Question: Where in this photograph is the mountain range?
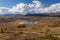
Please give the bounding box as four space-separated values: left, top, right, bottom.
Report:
0 13 60 18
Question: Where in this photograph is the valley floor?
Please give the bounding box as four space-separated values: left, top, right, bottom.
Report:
0 17 60 40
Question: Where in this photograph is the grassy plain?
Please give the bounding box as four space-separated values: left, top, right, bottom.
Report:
0 17 60 40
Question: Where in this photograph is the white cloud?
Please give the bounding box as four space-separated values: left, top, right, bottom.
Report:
0 7 9 14
9 3 28 14
8 0 44 14
48 3 60 13
0 0 60 15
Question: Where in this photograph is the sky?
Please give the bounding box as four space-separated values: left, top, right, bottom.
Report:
0 0 60 14
0 0 60 8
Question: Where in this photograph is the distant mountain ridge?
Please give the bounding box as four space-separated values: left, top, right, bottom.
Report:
0 13 60 18
25 13 60 17
0 14 23 18
25 13 49 17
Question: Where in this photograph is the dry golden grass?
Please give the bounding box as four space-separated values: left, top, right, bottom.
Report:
0 17 60 40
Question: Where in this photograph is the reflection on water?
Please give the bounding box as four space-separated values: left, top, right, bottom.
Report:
18 20 38 24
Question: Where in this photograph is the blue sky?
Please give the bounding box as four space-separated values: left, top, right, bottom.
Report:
0 0 60 14
0 0 60 8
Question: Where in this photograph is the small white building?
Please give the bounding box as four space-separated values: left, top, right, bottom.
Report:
18 20 38 24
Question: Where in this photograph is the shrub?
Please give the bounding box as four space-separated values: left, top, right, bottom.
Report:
0 27 4 33
17 24 26 28
44 34 60 40
43 25 50 34
4 28 10 33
